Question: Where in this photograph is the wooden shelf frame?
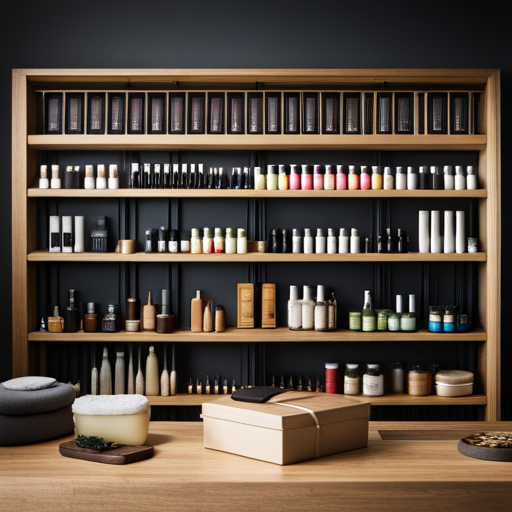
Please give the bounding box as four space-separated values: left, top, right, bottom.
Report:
146 393 487 407
12 69 501 421
27 327 487 343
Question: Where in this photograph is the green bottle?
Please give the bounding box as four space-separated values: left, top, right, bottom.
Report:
362 290 377 332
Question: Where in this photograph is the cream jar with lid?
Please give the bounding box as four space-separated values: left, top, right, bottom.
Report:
435 370 474 397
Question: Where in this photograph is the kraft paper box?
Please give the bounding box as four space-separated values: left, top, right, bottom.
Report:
202 392 370 465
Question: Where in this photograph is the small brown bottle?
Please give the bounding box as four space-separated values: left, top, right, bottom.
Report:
48 305 64 333
215 305 226 333
203 300 213 332
142 291 156 332
190 290 203 332
83 302 99 332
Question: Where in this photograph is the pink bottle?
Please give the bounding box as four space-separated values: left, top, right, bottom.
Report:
314 165 324 190
336 165 347 190
290 164 301 190
360 165 371 190
301 164 313 190
348 165 360 190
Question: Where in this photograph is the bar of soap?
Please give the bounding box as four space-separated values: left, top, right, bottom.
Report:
2 376 57 391
72 395 151 445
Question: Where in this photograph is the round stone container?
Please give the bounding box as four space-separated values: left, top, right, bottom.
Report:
435 370 474 397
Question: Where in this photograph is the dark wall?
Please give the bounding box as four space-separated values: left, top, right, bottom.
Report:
1 1 510 417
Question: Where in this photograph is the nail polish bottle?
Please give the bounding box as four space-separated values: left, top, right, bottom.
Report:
395 166 406 190
383 167 394 190
314 285 328 331
223 379 228 394
188 378 194 394
203 227 214 254
315 228 326 253
108 164 119 189
61 216 73 253
254 166 266 190
431 166 442 190
83 302 99 332
64 289 79 333
292 229 302 253
371 166 382 190
350 228 360 253
237 228 247 254
303 228 314 254
324 165 335 190
348 165 359 190
191 228 202 254
301 285 315 331
196 380 202 394
288 285 302 330
360 166 371 190
301 164 313 190
466 166 477 190
336 165 347 190
407 166 417 190
102 304 120 333
157 289 174 333
278 165 289 190
96 164 107 189
64 166 74 189
48 305 64 333
327 228 337 254
338 228 350 253
169 230 179 253
443 165 454 190
214 228 225 253
455 166 466 190
314 164 324 190
50 165 61 189
39 165 49 189
289 164 300 190
205 374 211 394
225 228 237 254
142 291 156 332
158 226 167 253
418 165 429 190
231 379 236 393
267 165 278 190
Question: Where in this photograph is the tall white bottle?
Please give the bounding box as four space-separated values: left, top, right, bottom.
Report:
135 345 145 395
160 344 170 397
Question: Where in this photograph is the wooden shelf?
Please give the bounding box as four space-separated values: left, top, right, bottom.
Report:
27 327 487 343
27 134 487 151
27 188 488 199
27 250 487 263
146 393 487 407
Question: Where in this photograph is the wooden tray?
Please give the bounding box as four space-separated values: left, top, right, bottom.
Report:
59 441 154 465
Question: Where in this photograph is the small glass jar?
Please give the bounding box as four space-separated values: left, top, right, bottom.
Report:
457 313 471 332
429 306 444 332
344 364 360 395
443 306 458 333
377 310 388 331
363 364 384 396
387 311 401 332
348 311 362 331
102 304 120 333
254 167 266 190
408 364 432 396
391 362 404 393
468 237 478 253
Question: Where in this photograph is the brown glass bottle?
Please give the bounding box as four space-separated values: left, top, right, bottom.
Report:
156 289 174 333
64 289 79 333
142 291 156 332
125 297 140 321
83 302 99 332
48 305 64 333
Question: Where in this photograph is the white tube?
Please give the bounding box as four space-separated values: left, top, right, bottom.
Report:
456 211 465 254
74 216 84 253
418 211 430 253
444 211 455 253
430 211 441 253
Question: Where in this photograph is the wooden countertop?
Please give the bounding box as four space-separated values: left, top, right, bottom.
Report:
1 421 511 511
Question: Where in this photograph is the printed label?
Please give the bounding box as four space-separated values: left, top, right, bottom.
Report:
362 316 376 331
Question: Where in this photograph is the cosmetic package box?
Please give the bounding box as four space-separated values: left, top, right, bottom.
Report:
202 392 369 465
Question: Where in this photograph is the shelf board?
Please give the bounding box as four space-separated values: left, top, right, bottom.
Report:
146 393 487 407
27 250 487 263
27 327 487 343
27 134 487 151
27 188 488 199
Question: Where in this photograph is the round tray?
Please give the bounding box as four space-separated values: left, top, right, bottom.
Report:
458 432 512 462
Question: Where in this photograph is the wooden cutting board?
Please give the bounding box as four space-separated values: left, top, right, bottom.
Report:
59 441 154 465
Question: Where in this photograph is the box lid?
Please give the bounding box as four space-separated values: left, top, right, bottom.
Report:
202 392 370 431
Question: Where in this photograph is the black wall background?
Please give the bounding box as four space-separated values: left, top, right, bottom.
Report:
1 0 510 418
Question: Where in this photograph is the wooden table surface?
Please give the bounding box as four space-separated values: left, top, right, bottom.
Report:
1 421 511 512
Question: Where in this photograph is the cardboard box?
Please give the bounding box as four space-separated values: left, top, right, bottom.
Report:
202 392 369 465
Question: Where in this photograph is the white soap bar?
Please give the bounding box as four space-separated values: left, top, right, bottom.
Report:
73 395 151 445
2 376 56 391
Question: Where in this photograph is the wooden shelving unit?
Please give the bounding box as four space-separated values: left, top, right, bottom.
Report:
12 69 501 419
27 327 487 343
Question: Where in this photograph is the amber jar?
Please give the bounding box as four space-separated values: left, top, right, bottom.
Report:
47 306 64 333
126 297 140 321
408 365 432 396
83 302 99 332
